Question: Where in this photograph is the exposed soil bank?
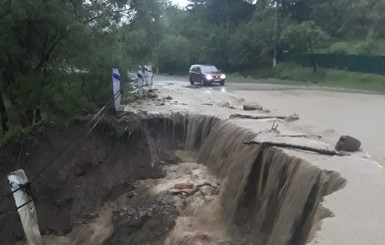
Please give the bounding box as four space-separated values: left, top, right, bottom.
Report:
0 113 346 244
164 115 346 244
0 119 164 245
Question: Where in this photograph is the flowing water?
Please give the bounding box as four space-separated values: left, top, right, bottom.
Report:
163 114 346 245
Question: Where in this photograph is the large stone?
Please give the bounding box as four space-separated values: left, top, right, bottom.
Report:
335 135 361 152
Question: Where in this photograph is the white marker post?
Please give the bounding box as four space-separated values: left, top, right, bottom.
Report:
137 67 144 98
112 68 122 111
7 170 42 245
144 65 154 88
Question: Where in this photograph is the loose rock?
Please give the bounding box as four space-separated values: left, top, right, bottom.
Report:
335 135 361 152
243 103 263 111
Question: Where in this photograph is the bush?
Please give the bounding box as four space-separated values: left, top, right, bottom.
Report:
356 39 377 55
157 35 191 74
329 42 350 54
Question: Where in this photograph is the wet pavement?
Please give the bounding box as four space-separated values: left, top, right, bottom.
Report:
157 75 385 167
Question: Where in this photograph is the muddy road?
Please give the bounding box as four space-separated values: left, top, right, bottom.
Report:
158 75 385 167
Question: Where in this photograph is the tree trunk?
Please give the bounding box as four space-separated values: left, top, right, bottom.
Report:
34 107 42 123
20 108 34 128
0 90 9 133
307 36 317 72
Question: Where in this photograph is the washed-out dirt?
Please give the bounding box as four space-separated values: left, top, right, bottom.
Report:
0 111 346 245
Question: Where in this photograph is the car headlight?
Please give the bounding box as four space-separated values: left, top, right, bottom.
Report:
220 74 226 79
206 74 213 80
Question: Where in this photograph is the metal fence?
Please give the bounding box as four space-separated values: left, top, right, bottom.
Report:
279 52 385 75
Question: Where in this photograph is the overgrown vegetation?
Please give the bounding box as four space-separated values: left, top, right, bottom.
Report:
228 63 385 94
0 0 144 134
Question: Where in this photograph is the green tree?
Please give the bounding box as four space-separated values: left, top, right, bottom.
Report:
281 21 329 71
0 0 134 132
157 35 191 74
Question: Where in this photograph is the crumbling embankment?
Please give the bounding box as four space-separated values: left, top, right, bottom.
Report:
149 114 346 245
0 112 346 245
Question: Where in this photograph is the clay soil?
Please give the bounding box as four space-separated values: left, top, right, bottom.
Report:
0 120 168 245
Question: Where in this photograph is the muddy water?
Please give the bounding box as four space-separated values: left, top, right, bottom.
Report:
5 114 346 245
164 114 346 245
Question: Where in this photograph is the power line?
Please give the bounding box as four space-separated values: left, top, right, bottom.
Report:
0 199 34 221
30 89 122 184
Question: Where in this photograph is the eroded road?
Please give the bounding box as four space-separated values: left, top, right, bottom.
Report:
120 75 385 245
158 75 385 167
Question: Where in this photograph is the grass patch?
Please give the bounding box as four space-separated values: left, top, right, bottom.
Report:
228 63 385 94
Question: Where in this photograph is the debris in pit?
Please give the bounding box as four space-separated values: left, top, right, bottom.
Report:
106 201 178 245
335 135 361 152
243 103 263 111
158 149 182 164
170 182 218 197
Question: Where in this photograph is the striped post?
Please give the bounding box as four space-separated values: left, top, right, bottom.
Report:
112 68 122 111
8 170 42 245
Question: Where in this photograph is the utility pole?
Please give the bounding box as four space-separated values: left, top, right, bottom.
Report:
8 169 42 245
273 0 279 67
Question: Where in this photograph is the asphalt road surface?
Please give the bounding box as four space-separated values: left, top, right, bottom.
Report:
158 75 385 167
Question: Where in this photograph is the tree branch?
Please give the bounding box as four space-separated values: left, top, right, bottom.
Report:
34 34 63 72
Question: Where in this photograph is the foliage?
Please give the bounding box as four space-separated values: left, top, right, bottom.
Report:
269 63 385 93
280 21 330 52
157 35 191 74
328 42 350 54
0 0 139 134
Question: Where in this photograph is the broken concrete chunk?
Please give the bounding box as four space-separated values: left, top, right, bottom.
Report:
335 135 361 152
243 103 263 111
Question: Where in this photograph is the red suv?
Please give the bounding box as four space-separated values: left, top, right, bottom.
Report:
189 64 226 86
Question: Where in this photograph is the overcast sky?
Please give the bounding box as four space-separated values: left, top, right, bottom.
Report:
170 0 189 7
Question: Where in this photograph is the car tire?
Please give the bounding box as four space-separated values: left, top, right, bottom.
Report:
200 78 205 86
189 77 194 85
220 80 225 86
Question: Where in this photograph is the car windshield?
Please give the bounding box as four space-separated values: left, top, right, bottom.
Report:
201 66 218 73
